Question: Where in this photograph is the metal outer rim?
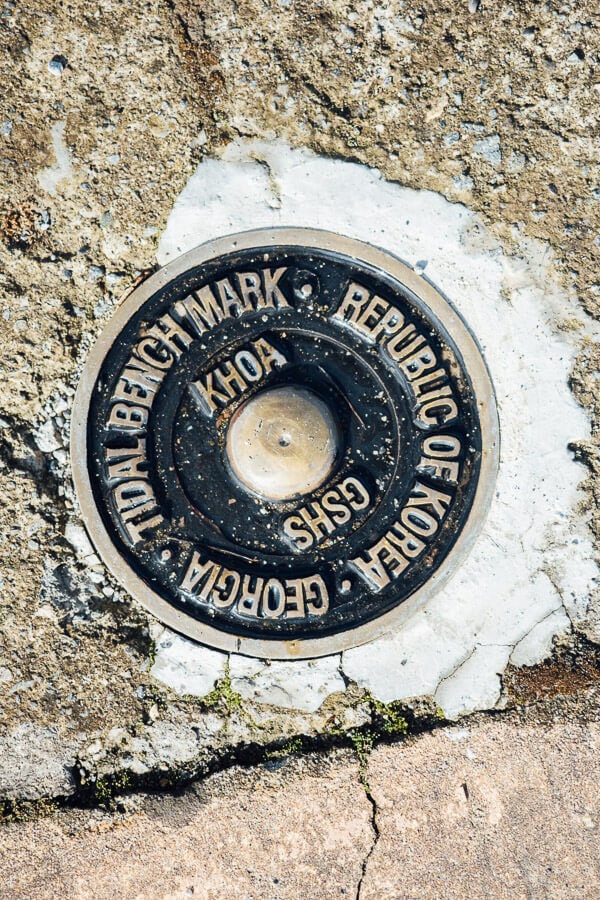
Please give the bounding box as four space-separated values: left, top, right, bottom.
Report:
71 227 500 660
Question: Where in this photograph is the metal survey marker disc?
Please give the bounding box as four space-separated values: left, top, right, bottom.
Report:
71 229 499 659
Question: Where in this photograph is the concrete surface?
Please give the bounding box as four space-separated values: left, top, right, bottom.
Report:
2 713 599 899
0 0 599 842
363 718 600 899
152 138 595 718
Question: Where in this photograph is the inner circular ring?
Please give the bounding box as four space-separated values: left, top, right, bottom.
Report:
225 385 340 501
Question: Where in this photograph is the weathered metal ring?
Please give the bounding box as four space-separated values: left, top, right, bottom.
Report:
71 228 499 659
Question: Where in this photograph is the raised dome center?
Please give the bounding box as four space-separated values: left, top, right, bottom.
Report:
225 385 339 501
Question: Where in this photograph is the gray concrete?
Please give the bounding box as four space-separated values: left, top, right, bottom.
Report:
0 0 598 842
2 713 600 899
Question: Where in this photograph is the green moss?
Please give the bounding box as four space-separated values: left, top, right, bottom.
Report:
0 796 58 824
349 728 375 789
369 697 409 736
200 661 245 715
264 736 304 760
146 636 157 668
349 730 374 758
143 682 169 712
93 770 134 806
325 693 410 791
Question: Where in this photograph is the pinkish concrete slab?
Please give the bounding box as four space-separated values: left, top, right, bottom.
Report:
1 751 371 900
363 720 600 899
2 718 600 899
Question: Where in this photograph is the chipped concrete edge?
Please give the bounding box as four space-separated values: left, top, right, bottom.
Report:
1 632 599 823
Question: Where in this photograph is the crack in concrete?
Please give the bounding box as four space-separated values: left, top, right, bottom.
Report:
338 656 353 690
2 650 600 824
356 771 380 900
0 691 443 821
434 644 479 692
433 613 572 702
543 564 577 629
509 604 565 658
249 153 283 208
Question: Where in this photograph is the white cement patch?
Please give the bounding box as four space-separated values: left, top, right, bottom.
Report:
150 626 227 697
228 655 345 713
151 139 597 718
435 644 512 720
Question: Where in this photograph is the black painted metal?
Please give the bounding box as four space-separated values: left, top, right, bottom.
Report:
86 244 483 644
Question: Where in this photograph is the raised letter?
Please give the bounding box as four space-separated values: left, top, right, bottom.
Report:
189 371 230 416
253 337 287 373
407 482 452 519
262 268 290 308
304 576 329 616
108 403 148 431
332 282 369 325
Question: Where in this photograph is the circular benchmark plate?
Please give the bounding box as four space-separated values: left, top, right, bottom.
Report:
71 229 499 659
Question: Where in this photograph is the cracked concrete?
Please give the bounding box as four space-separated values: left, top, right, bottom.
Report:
2 709 600 899
356 782 379 900
0 1 599 886
359 715 600 899
3 749 374 898
149 138 597 719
